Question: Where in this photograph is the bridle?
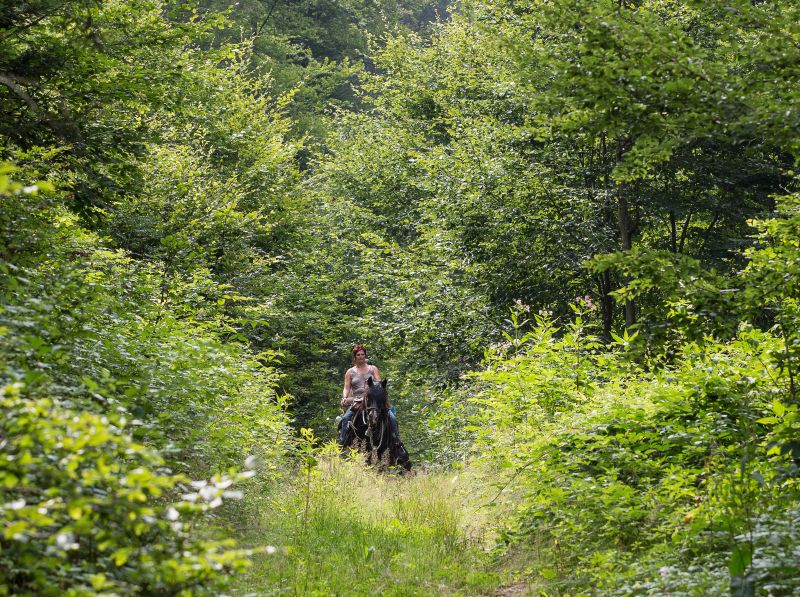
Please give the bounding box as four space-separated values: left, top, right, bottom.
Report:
365 402 386 452
348 392 387 452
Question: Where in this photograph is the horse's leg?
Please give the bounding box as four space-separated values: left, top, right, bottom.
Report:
381 420 397 467
344 410 368 457
365 432 375 466
371 421 386 468
383 415 411 471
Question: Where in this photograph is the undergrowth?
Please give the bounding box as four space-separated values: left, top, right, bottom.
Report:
234 444 499 596
462 305 800 596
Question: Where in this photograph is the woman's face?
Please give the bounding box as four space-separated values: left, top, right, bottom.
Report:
354 349 366 364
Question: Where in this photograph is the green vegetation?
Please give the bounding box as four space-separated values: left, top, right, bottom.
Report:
237 445 497 596
2 0 800 594
465 306 800 594
0 384 255 595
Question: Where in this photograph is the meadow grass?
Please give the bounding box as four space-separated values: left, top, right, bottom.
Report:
233 445 499 596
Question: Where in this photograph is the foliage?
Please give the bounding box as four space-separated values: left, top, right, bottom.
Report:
197 0 446 144
5 0 800 592
0 0 302 459
461 308 799 594
0 55 294 582
0 0 228 213
1 167 292 474
316 0 794 359
0 383 255 596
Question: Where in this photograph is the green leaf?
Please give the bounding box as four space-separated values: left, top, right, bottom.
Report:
729 544 752 577
112 547 133 566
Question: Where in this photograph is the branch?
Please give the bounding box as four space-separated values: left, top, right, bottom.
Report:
0 73 43 115
255 0 281 37
699 211 720 254
678 209 693 254
0 72 84 145
0 5 63 44
669 210 677 253
475 459 536 512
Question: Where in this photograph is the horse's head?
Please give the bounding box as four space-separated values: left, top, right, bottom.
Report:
365 376 388 427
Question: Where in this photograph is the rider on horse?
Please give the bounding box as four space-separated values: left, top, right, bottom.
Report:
339 344 400 445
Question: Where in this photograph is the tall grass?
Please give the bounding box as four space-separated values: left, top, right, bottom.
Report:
234 444 498 596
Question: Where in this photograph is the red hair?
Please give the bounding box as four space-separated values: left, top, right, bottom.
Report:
352 344 367 361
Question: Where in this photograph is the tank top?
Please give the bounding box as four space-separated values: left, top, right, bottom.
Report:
349 365 376 405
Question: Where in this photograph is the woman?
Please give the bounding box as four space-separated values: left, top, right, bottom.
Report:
339 344 400 445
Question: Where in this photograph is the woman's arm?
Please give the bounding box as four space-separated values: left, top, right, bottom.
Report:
341 369 352 408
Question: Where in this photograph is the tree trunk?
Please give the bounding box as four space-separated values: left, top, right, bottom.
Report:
678 210 693 254
617 193 636 329
598 271 615 343
700 211 720 255
669 210 677 253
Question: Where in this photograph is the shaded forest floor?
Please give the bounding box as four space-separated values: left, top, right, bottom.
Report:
231 450 510 596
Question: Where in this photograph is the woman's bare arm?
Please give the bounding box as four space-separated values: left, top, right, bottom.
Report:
341 369 352 408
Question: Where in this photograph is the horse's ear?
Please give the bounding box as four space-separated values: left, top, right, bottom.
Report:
381 379 387 389
367 376 374 386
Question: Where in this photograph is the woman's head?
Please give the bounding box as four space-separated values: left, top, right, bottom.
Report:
352 344 367 363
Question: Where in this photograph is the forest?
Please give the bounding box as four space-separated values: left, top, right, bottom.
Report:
1 0 799 594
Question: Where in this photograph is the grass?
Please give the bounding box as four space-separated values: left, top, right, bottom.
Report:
232 445 500 596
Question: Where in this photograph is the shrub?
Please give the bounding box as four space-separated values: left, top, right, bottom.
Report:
0 383 254 595
463 311 800 594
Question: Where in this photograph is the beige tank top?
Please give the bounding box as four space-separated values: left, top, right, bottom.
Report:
349 365 376 404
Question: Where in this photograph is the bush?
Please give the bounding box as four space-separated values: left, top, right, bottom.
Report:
462 310 800 595
0 154 292 592
0 383 253 596
0 163 292 476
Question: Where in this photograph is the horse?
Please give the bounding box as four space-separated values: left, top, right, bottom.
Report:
340 377 412 471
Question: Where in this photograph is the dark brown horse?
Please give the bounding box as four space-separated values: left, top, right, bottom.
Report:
340 377 411 471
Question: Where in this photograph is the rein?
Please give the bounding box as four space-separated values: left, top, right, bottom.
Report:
350 401 386 453
366 405 386 452
345 376 390 458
